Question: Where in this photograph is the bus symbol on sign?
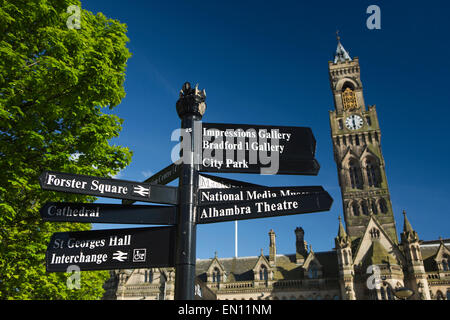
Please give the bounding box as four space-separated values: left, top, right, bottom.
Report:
133 249 146 262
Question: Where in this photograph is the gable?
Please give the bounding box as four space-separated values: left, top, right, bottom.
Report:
353 216 405 266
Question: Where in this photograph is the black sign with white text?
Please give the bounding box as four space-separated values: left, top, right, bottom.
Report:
39 171 178 205
196 191 333 224
198 186 326 205
46 226 175 272
200 122 319 175
122 162 181 205
40 202 177 225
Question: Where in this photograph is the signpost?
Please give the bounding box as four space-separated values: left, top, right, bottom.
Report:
38 81 333 301
46 226 175 272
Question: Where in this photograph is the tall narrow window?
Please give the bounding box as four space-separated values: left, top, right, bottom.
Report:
366 116 372 126
355 135 360 146
380 287 386 300
371 200 378 214
260 266 268 281
387 287 394 300
349 160 362 189
338 119 343 130
213 268 221 283
352 202 360 216
379 199 388 214
361 201 369 215
366 160 379 187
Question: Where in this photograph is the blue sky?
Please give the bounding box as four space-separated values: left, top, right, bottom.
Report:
83 0 450 259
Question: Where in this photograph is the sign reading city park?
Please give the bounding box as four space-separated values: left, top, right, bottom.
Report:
200 122 319 175
38 81 333 300
46 226 175 272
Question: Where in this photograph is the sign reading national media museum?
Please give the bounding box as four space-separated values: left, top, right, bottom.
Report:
196 187 332 224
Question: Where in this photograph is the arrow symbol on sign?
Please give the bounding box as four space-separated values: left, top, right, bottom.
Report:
112 251 128 262
133 185 150 197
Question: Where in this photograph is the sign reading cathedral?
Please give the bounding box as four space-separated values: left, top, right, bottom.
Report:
40 202 177 225
46 226 175 272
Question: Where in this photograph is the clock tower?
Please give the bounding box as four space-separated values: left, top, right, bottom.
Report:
328 35 398 243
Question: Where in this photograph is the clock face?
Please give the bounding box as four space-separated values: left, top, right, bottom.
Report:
345 115 364 130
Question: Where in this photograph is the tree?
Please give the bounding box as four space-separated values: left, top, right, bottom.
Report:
0 0 132 299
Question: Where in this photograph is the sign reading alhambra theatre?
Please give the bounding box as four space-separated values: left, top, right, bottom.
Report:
196 186 333 224
46 226 175 272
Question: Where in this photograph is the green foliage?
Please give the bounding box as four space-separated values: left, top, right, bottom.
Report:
0 0 132 299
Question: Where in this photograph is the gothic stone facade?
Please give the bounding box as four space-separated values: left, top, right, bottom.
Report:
102 38 450 301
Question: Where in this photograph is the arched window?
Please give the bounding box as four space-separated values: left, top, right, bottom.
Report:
259 265 268 281
379 199 388 214
348 160 362 189
144 270 153 283
446 289 450 300
386 287 394 300
352 202 360 216
308 265 319 279
361 201 369 216
442 259 449 271
436 291 444 300
366 159 379 187
213 268 221 283
380 287 386 300
371 200 378 215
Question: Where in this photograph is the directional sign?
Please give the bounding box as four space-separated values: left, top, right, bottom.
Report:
122 162 181 205
200 122 319 175
39 171 178 205
40 202 177 225
198 186 326 205
196 191 333 224
46 226 175 272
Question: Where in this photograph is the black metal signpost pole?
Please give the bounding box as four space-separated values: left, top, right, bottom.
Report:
174 82 206 300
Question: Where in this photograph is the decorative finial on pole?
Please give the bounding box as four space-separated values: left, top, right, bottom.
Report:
176 81 206 119
336 30 341 43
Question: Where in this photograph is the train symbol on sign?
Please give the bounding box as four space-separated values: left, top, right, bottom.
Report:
133 249 147 262
133 185 150 197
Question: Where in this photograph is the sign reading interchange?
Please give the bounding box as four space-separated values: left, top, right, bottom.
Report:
46 226 175 272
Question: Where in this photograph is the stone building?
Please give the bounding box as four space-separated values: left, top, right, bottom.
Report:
102 36 450 300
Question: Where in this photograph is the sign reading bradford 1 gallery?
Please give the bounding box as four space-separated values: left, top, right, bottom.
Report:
46 226 176 272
